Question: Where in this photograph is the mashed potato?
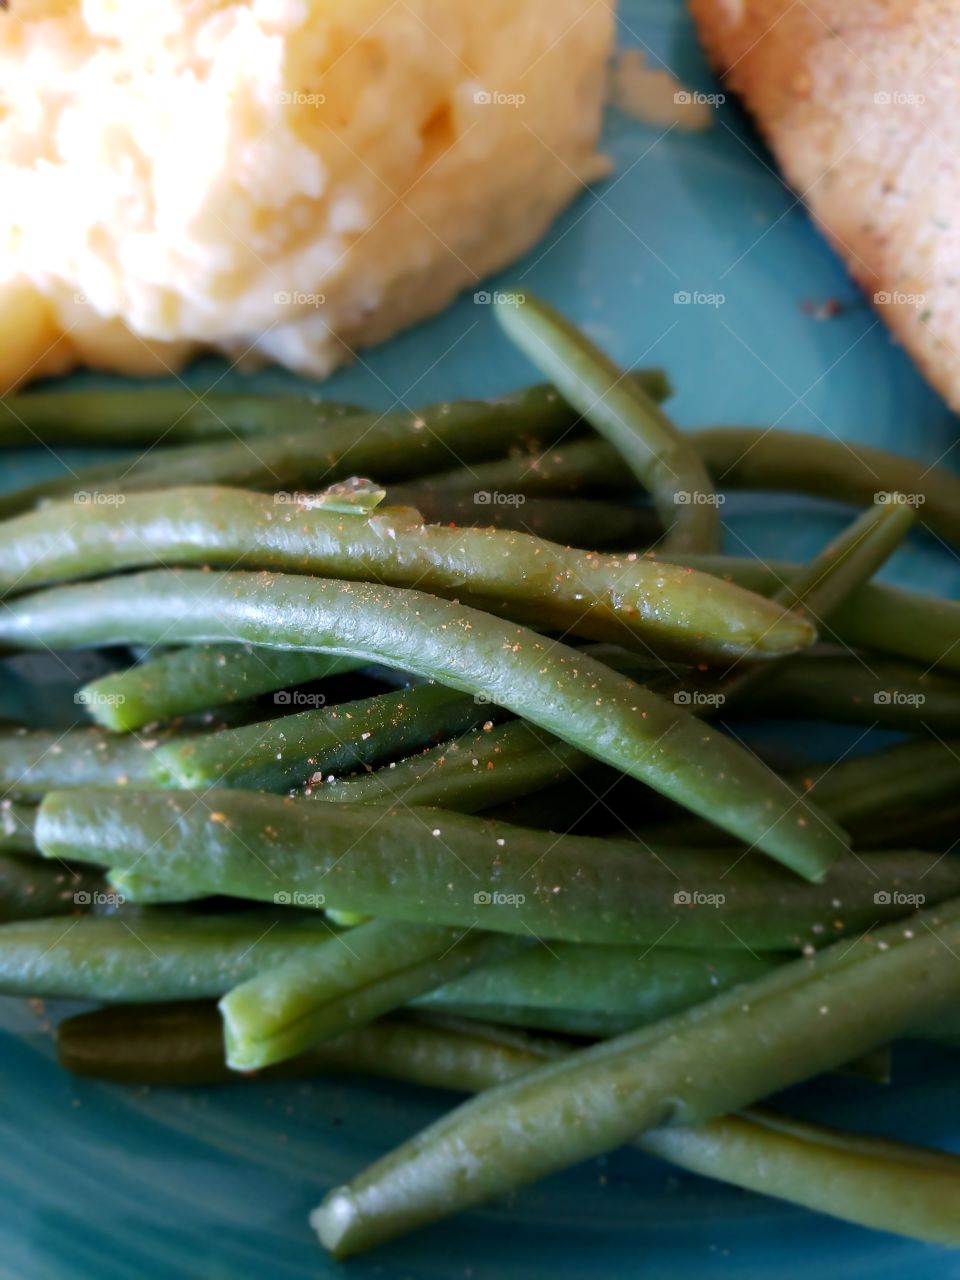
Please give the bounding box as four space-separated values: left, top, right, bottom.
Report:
0 0 614 391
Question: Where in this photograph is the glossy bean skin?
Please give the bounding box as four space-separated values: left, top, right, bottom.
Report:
312 897 960 1255
2 570 841 874
0 486 813 662
0 853 105 922
33 788 953 950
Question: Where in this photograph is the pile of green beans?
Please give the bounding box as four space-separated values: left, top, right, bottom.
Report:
3 295 960 1261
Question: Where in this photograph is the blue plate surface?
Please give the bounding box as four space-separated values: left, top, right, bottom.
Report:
2 2 959 1276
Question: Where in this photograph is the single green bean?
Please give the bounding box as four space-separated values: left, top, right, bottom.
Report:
0 385 596 518
669 554 960 673
56 1003 959 1247
310 720 592 813
57 1003 565 1088
221 921 526 1071
154 684 492 792
34 789 952 949
80 647 366 732
0 390 362 446
0 852 105 921
0 487 812 662
495 293 719 552
0 727 167 800
4 570 842 873
410 439 632 499
749 656 960 731
695 427 960 546
0 910 346 1000
385 488 661 547
414 944 781 1025
312 895 960 1255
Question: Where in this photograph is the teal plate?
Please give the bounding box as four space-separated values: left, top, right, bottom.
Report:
2 2 959 1276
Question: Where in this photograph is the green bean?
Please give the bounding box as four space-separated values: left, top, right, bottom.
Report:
55 1003 958 1247
749 656 960 731
153 684 492 792
385 489 661 548
0 800 36 853
0 910 347 1000
221 921 526 1071
4 570 842 872
414 944 781 1025
311 896 960 1255
0 488 812 663
670 554 960 673
495 293 719 553
695 427 960 546
310 720 591 813
34 789 952 949
411 439 632 499
0 852 105 921
56 1003 563 1088
0 390 363 447
0 727 167 800
80 646 366 732
0 385 598 519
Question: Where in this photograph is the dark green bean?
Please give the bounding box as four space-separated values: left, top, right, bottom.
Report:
695 427 960 547
0 487 812 662
154 684 492 792
4 570 843 872
0 910 345 1000
414 944 781 1026
55 1003 959 1247
81 647 365 732
33 788 951 949
312 896 960 1254
0 390 362 447
0 852 105 921
495 293 720 552
313 720 590 813
221 921 526 1070
410 439 632 500
0 385 598 519
385 488 661 547
749 656 960 731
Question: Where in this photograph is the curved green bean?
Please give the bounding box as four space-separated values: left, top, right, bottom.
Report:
313 721 591 813
0 487 812 662
33 789 952 949
81 647 365 732
0 910 344 1000
221 922 525 1071
312 896 960 1255
154 684 491 792
495 293 719 552
695 427 960 546
4 570 842 873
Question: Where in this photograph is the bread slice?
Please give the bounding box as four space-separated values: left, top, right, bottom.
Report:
689 0 960 409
